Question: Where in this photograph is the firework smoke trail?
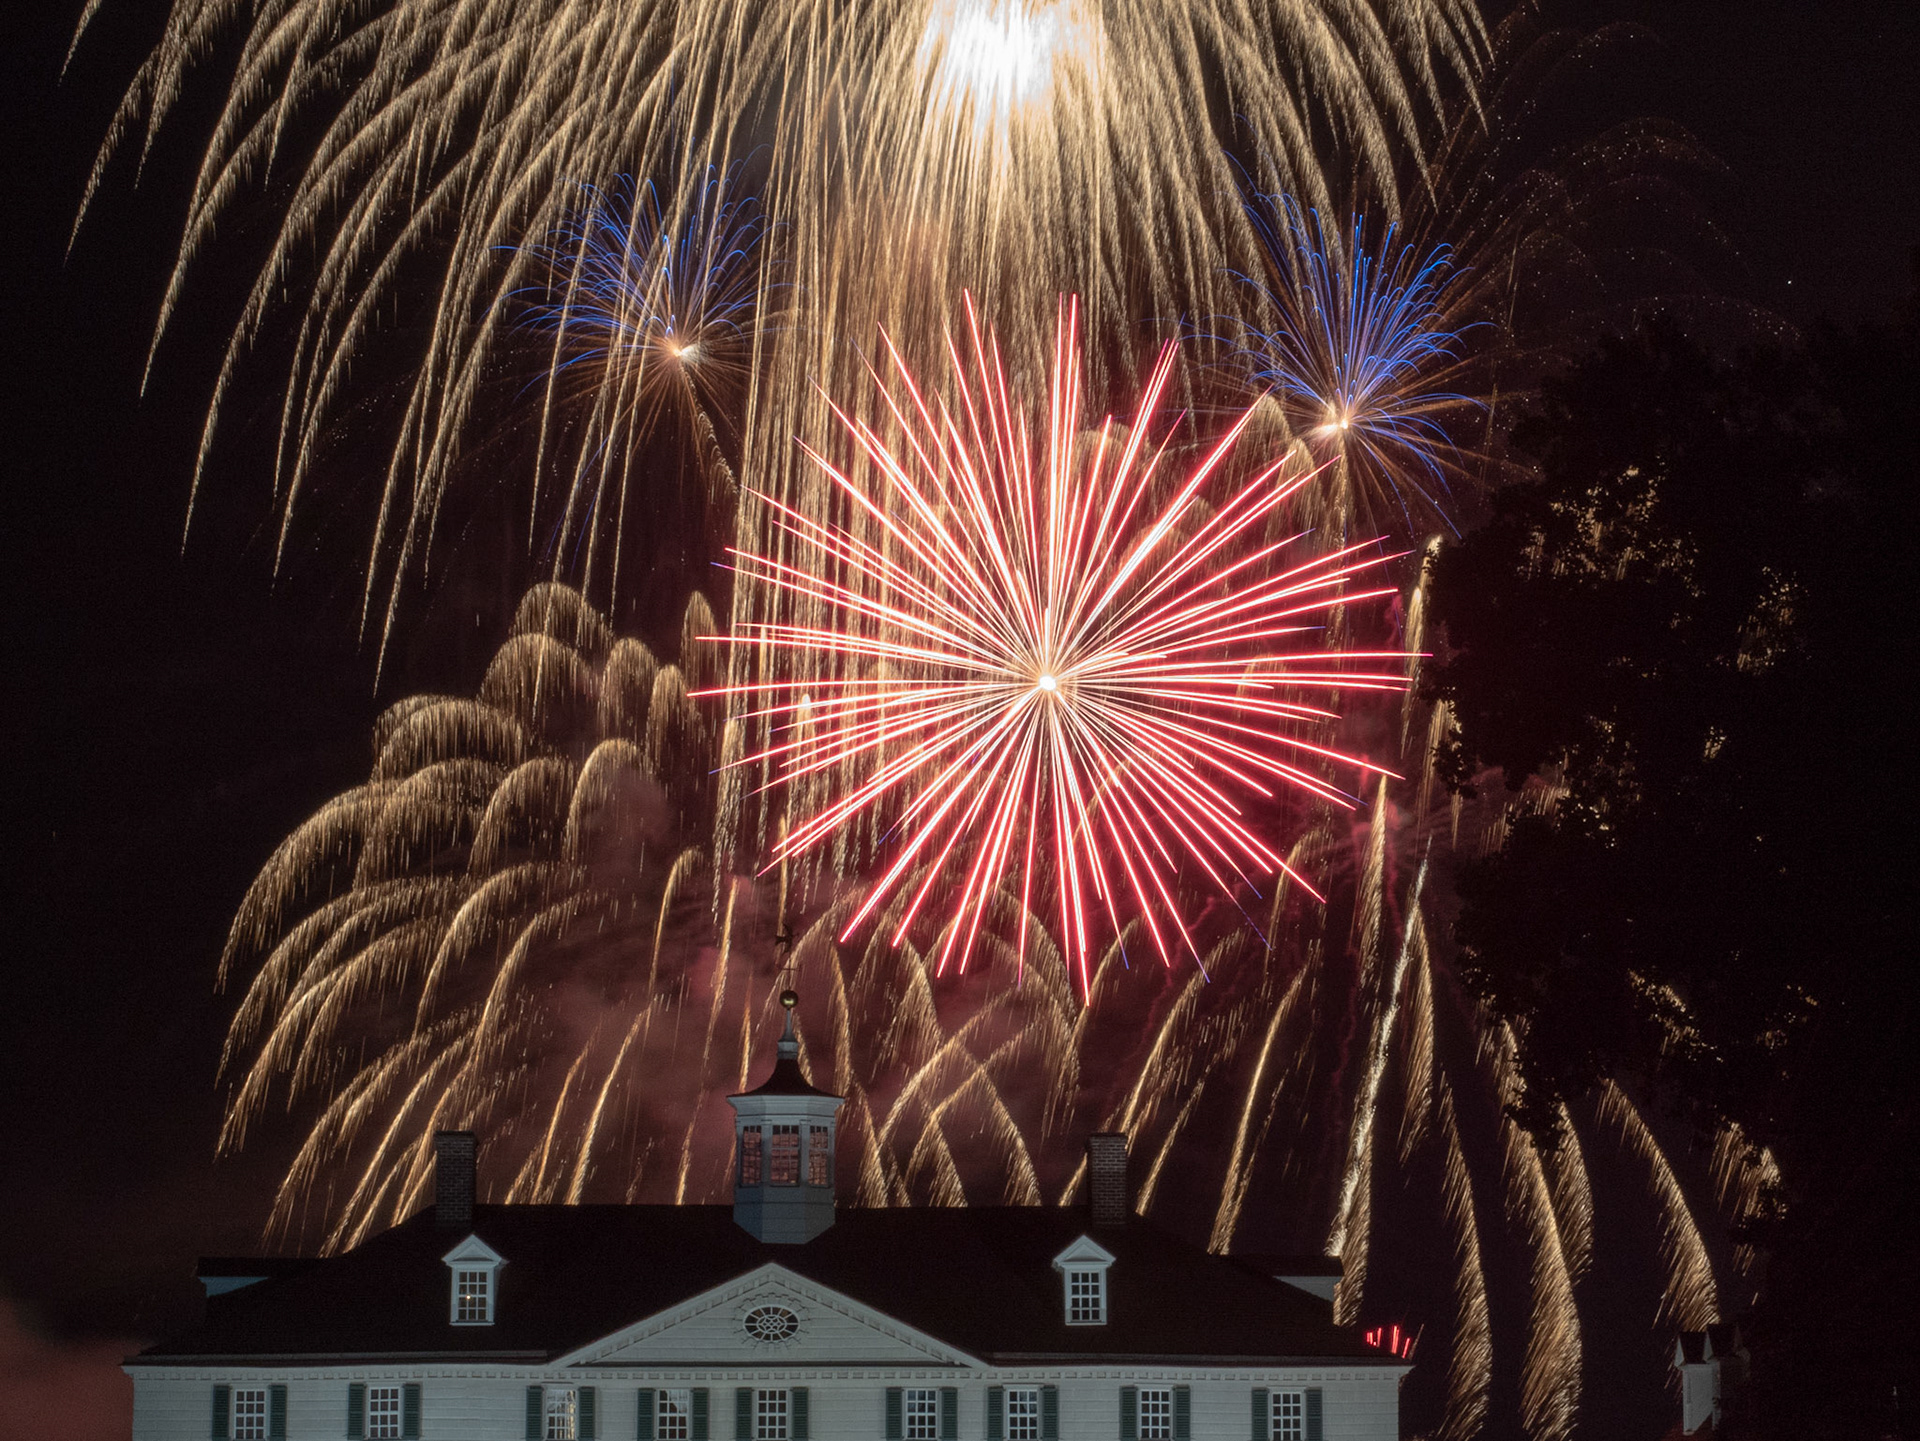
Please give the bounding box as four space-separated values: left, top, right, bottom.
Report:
1215 194 1480 542
708 297 1411 991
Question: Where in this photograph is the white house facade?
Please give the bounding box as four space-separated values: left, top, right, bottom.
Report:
126 1001 1407 1441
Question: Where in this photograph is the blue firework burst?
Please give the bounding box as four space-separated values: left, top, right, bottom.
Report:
1220 192 1480 537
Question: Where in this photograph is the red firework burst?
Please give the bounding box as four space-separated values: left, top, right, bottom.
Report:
708 298 1408 993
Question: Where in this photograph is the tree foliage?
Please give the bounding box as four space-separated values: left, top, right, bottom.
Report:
1427 294 1920 1438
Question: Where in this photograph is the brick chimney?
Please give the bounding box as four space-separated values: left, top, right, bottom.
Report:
434 1131 477 1231
1087 1132 1130 1226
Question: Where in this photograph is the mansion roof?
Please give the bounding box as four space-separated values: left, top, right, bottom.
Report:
145 1204 1386 1368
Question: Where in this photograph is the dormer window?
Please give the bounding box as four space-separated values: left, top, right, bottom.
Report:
1067 1267 1105 1324
441 1233 505 1325
454 1268 491 1323
1052 1234 1116 1325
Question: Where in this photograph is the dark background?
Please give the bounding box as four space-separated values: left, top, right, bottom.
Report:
2 0 1916 1434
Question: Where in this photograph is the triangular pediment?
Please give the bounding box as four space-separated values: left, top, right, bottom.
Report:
441 1234 506 1267
556 1264 980 1369
1051 1234 1115 1270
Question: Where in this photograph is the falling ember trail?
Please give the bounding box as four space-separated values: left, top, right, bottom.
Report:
704 297 1410 993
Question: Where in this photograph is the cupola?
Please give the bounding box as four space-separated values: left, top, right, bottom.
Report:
726 990 844 1244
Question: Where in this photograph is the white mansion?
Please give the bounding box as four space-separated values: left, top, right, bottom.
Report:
126 998 1407 1441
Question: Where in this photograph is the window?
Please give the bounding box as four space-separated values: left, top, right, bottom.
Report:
368 1385 403 1440
443 1234 504 1324
1273 1391 1305 1441
904 1389 939 1441
659 1389 692 1441
808 1126 830 1185
1007 1388 1041 1441
756 1388 789 1441
770 1125 800 1185
743 1305 800 1343
233 1389 269 1441
1053 1235 1116 1326
546 1387 578 1441
1138 1390 1173 1440
739 1126 763 1186
454 1269 490 1323
1067 1266 1106 1324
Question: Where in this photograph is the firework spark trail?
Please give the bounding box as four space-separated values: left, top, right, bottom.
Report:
1710 1122 1781 1290
1487 1026 1581 1441
206 582 1747 1437
1208 959 1312 1252
1601 1080 1720 1331
708 298 1409 992
1329 855 1427 1280
1435 1080 1492 1441
74 0 1484 657
1397 943 1435 1165
1546 1103 1596 1285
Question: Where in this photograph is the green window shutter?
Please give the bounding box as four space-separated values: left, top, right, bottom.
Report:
736 1388 754 1441
528 1386 545 1441
1173 1388 1190 1441
1040 1387 1058 1441
403 1383 422 1441
213 1384 232 1441
692 1389 710 1441
1120 1387 1137 1441
581 1386 599 1441
940 1389 958 1441
270 1384 289 1441
792 1388 809 1441
1251 1389 1269 1441
637 1388 656 1441
348 1383 367 1441
885 1388 903 1441
1304 1389 1322 1441
986 1387 1004 1441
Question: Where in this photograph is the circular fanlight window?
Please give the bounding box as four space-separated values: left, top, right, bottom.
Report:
743 1305 801 1343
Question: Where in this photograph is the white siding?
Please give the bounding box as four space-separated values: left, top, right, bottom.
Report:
129 1369 1404 1441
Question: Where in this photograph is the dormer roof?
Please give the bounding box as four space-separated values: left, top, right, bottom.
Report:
1051 1234 1118 1270
441 1233 506 1268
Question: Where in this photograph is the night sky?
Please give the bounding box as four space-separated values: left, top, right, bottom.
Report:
2 0 1916 1434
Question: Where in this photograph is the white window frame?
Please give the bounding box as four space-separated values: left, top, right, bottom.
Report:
367 1384 404 1440
441 1233 505 1325
1007 1387 1041 1441
756 1387 790 1441
904 1387 940 1441
1052 1234 1116 1326
1138 1388 1174 1440
659 1388 693 1441
1272 1390 1306 1441
1066 1266 1106 1324
546 1386 579 1441
232 1387 270 1441
454 1268 491 1323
